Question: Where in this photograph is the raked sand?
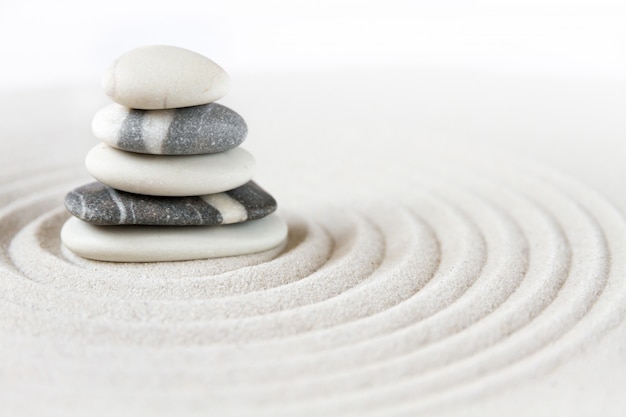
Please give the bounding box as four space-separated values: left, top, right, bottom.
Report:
1 68 626 416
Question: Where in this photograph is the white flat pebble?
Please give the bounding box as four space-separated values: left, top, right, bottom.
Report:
102 45 229 109
60 213 288 262
85 143 255 196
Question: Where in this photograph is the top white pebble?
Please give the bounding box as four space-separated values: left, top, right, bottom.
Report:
102 45 230 110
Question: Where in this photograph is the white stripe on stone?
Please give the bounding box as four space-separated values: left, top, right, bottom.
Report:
141 109 176 153
107 187 127 224
187 203 204 223
92 104 128 143
128 199 136 223
76 192 87 219
200 193 248 224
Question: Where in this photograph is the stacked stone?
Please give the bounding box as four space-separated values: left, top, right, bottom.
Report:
60 45 287 262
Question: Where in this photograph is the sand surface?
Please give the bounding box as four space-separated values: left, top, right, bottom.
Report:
1 68 626 416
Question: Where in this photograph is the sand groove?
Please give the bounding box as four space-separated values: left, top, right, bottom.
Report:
0 154 625 417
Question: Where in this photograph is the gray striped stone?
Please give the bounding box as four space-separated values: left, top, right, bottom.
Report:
92 102 247 155
64 181 276 226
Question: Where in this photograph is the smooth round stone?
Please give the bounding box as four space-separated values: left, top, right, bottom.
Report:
102 45 229 109
85 143 255 196
92 102 247 155
60 213 288 262
65 181 277 226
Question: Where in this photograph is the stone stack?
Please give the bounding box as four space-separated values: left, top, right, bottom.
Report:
61 45 287 262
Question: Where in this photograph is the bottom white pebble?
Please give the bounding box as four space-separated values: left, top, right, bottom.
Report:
61 213 288 262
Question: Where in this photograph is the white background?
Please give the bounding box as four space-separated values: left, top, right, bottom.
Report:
1 0 626 90
1 3 626 414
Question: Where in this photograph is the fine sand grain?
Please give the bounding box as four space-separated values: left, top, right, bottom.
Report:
1 70 626 416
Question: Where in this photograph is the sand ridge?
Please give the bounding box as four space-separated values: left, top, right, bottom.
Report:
0 151 625 416
1 73 626 415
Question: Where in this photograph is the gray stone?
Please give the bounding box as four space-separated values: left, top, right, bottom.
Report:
64 181 277 226
92 102 247 155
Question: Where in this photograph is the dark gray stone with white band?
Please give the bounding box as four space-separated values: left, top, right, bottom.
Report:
92 102 247 155
64 181 276 226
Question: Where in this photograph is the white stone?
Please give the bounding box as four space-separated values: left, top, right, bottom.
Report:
102 45 230 109
85 143 255 196
61 213 288 262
